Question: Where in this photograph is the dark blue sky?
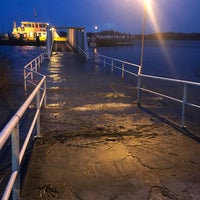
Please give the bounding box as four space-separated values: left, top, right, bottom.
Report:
1 0 200 34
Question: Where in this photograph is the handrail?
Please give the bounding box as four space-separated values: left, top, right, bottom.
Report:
99 54 140 68
99 54 141 79
0 53 46 200
74 43 89 59
141 73 200 86
98 53 200 131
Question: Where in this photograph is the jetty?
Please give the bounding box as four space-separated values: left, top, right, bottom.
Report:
0 26 200 200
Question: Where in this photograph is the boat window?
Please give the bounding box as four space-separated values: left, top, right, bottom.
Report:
24 23 31 28
39 23 47 28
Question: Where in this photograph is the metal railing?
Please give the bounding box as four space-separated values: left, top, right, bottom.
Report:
0 53 46 200
74 43 89 59
99 54 200 131
99 54 141 78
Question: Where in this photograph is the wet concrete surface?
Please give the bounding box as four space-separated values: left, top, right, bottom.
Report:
21 52 200 199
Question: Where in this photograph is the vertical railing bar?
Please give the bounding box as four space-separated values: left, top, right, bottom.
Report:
24 68 27 91
111 60 113 72
38 57 40 68
11 123 20 200
137 66 142 107
44 78 47 107
36 89 41 137
181 83 187 128
30 62 33 80
35 59 37 71
122 63 124 79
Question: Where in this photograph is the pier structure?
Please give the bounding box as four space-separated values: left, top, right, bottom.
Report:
68 27 88 58
46 26 88 59
1 29 200 199
20 51 200 199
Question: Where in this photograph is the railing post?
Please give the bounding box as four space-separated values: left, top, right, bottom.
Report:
111 60 113 72
44 78 47 107
137 66 142 107
30 63 33 80
104 58 106 67
35 59 37 72
181 83 187 128
37 57 39 69
122 63 124 79
24 69 27 91
37 89 41 136
11 123 20 200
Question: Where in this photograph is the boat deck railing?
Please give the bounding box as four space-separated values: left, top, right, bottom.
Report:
0 53 46 200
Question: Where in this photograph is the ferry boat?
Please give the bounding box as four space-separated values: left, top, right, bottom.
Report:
11 21 67 42
12 21 48 41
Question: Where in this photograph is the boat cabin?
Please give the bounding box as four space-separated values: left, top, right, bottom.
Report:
12 21 48 41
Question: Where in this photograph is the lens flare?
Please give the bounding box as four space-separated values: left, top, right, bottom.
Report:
145 0 176 75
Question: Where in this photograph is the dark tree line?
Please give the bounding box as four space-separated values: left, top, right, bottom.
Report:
134 32 200 40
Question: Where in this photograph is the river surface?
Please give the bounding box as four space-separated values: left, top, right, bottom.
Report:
0 46 45 129
0 40 200 129
97 40 200 82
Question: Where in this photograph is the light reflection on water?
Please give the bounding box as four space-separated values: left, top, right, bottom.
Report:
49 74 65 83
47 53 65 83
72 103 133 111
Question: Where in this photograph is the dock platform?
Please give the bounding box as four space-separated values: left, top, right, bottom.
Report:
21 51 200 199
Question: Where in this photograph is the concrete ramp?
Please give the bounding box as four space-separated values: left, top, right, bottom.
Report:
52 41 73 52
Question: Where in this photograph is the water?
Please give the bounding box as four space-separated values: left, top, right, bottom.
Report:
0 40 200 129
0 41 200 192
97 40 200 82
0 45 45 128
95 40 200 135
0 46 45 82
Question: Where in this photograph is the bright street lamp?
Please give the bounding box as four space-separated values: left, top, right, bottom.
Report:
94 26 98 32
